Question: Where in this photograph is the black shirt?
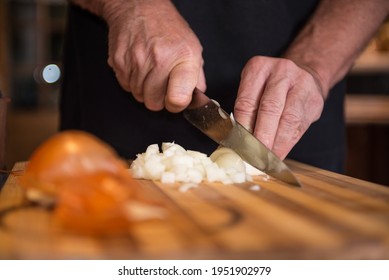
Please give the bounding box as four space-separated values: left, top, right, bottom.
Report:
60 1 346 172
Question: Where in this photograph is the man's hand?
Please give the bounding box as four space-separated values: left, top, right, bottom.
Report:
103 0 206 112
234 0 389 160
234 56 325 160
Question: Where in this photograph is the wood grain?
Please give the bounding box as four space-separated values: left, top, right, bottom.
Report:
0 161 388 260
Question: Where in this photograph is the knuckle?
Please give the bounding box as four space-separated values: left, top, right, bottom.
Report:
280 110 309 141
234 97 258 116
151 46 169 66
281 110 303 127
244 56 264 73
132 44 147 69
259 99 284 116
274 59 298 79
109 48 125 69
144 99 164 111
152 40 200 68
248 55 266 65
111 51 125 69
280 58 296 69
176 46 200 64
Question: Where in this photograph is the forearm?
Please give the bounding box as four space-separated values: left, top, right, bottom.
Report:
284 0 389 97
68 0 172 23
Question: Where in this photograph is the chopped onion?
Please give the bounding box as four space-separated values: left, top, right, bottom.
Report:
249 185 261 191
218 107 229 119
130 143 264 184
211 99 220 107
178 183 198 192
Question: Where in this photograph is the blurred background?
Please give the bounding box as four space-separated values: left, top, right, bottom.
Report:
1 0 389 185
1 0 64 187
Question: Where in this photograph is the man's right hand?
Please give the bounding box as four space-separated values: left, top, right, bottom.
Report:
101 0 206 112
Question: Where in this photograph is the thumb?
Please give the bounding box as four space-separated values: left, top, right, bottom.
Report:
165 62 201 113
196 66 207 93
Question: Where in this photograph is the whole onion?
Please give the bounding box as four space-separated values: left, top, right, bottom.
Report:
19 130 148 235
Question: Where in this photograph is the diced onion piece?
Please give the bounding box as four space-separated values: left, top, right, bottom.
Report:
162 142 186 156
228 172 246 184
179 183 198 192
244 162 266 176
211 151 246 173
124 201 166 221
161 172 175 184
130 143 266 185
218 107 229 119
211 99 220 107
145 144 159 158
249 185 261 191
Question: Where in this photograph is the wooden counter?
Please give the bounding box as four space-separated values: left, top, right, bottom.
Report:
1 161 389 260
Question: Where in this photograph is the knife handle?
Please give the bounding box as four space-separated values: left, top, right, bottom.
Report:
187 88 211 110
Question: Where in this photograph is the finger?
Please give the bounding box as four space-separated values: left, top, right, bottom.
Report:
128 44 149 103
271 88 309 159
165 62 201 113
253 74 290 150
142 66 169 111
196 66 207 93
129 67 146 103
108 54 133 94
234 57 269 131
107 39 134 93
127 59 146 103
272 76 325 159
113 66 133 94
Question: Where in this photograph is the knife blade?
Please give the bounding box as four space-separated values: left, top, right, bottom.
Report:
183 88 301 187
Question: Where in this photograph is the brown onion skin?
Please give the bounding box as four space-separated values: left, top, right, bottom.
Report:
20 130 131 194
19 130 142 235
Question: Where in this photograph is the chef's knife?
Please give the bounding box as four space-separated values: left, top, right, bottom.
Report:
183 88 301 187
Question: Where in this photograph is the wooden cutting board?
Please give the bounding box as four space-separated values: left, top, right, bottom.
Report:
1 161 389 260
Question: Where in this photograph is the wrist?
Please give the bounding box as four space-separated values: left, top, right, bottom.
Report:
100 0 128 25
101 0 174 26
284 50 330 100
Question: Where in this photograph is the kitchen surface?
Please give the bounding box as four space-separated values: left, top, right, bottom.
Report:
1 160 389 259
0 0 389 262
